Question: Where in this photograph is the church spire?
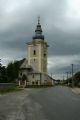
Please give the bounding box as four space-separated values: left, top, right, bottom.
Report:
33 17 44 40
38 16 40 24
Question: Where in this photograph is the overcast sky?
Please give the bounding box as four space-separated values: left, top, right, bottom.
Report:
0 0 80 79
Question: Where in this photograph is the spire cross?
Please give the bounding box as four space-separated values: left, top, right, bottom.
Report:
38 16 40 24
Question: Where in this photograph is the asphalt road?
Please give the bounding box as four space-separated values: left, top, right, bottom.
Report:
0 86 80 120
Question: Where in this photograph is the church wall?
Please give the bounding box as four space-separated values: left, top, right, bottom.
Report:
30 59 39 71
27 44 40 71
19 70 28 80
39 43 48 73
27 73 52 85
19 71 53 85
27 40 48 73
27 73 41 85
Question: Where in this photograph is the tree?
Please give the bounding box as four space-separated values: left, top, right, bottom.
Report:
0 58 26 83
0 65 8 83
6 62 15 82
6 58 26 82
74 71 80 86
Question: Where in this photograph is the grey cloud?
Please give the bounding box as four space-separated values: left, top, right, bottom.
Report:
0 0 80 78
47 29 80 56
49 63 80 76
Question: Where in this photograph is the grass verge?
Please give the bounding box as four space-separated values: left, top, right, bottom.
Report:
25 85 53 88
0 87 23 94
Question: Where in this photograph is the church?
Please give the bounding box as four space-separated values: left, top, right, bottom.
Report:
18 18 53 86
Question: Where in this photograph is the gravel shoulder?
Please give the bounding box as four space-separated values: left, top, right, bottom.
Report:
72 88 80 95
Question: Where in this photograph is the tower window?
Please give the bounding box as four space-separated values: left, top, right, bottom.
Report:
44 53 46 57
33 50 36 55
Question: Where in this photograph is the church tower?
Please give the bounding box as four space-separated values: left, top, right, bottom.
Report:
27 17 49 73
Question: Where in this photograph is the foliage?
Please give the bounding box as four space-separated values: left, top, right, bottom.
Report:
74 71 80 87
63 71 80 87
0 58 25 83
0 66 8 83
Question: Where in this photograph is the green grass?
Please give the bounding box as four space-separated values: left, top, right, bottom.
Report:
25 85 53 88
0 87 23 94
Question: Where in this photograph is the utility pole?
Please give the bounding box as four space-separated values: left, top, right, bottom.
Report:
66 72 69 80
62 75 64 84
69 72 71 77
71 64 74 87
66 72 69 86
0 59 1 80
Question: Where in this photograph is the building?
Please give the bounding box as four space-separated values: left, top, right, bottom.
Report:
18 17 53 86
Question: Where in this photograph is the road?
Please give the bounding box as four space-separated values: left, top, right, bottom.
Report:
0 86 80 120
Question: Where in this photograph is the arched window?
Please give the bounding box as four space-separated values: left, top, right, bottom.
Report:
33 50 36 55
44 53 46 57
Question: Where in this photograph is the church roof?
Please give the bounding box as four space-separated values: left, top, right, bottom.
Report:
20 59 32 69
33 17 44 40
